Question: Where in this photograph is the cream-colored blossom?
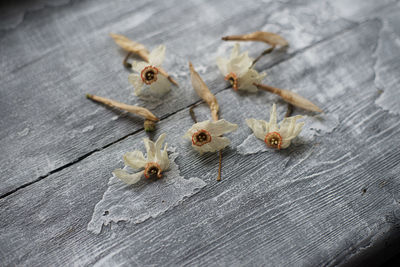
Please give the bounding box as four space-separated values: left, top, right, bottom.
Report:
183 119 238 154
217 43 266 92
113 133 169 184
128 45 171 97
246 104 304 149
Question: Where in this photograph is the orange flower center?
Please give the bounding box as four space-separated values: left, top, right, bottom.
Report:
192 129 212 146
141 66 159 85
144 162 162 179
264 132 282 149
225 72 238 91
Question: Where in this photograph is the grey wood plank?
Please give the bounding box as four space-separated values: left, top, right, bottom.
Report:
0 0 393 196
1 18 400 266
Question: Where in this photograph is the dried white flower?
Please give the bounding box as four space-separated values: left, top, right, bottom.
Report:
183 119 238 154
246 104 304 149
128 45 171 97
113 133 170 184
217 43 266 92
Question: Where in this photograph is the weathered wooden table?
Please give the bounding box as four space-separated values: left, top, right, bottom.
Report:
1 0 400 266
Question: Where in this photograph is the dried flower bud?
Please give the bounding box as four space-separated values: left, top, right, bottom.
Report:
86 94 159 122
110 33 150 61
254 83 322 113
144 119 156 132
222 31 289 48
189 62 219 121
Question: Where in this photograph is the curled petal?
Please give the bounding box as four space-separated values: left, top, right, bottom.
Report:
268 104 279 132
123 150 147 170
192 136 231 154
149 45 166 66
238 69 266 92
113 169 143 185
131 61 148 73
207 119 238 136
246 118 268 140
216 57 229 76
128 73 144 96
149 74 171 96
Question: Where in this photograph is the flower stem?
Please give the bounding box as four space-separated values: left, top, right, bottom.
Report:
123 52 133 68
217 151 222 181
285 103 294 117
251 46 275 67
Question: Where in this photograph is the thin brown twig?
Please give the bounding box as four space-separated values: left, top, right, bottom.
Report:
217 151 222 181
189 105 198 123
123 52 133 68
285 103 294 117
251 46 275 67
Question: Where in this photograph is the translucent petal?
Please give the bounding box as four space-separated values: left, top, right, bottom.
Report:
184 120 211 138
113 169 143 185
149 45 166 66
128 73 144 96
216 57 229 76
238 69 266 93
143 138 156 161
230 43 241 59
269 104 278 131
149 74 171 96
158 143 170 171
123 150 147 170
246 118 268 140
131 61 148 73
192 136 231 153
207 119 238 136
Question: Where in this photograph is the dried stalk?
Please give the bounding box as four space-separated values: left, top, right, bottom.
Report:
189 62 223 181
222 31 289 47
86 94 159 122
110 33 179 86
254 83 322 113
189 62 219 121
110 33 150 61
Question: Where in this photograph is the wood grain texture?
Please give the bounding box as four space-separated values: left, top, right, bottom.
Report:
1 0 400 266
1 0 393 196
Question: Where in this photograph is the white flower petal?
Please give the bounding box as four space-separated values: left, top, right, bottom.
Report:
280 140 291 149
269 104 279 132
149 74 171 96
230 43 240 59
158 143 170 170
123 150 147 170
207 119 238 136
246 118 268 140
113 169 143 185
183 120 211 138
149 45 166 66
128 73 144 96
192 136 231 153
238 69 266 92
216 57 229 76
143 137 156 161
131 61 148 73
